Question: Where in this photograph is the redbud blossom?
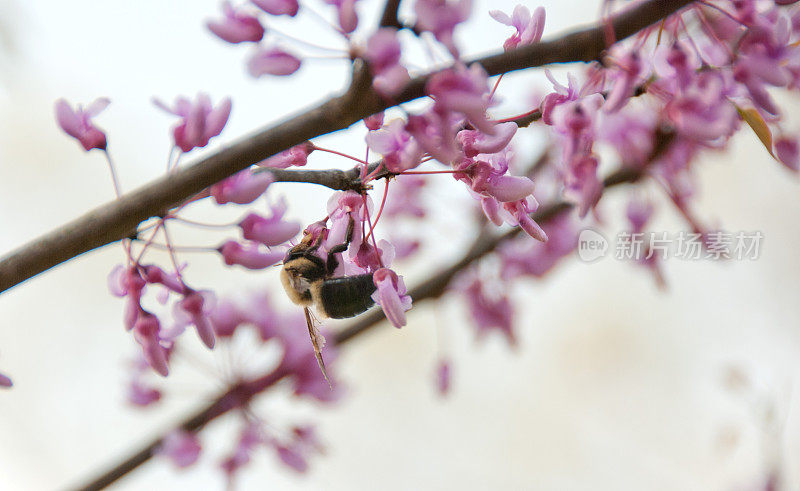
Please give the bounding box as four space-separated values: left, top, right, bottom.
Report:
372 268 412 328
154 93 232 153
414 0 471 57
210 169 274 205
251 0 299 17
221 422 263 478
457 122 517 157
364 112 384 131
207 1 265 44
775 135 800 171
500 214 577 279
248 47 302 77
239 200 302 246
435 359 451 396
489 5 545 51
463 276 515 346
219 240 284 269
160 431 202 468
365 119 424 172
175 291 217 349
426 63 495 135
0 372 12 388
323 0 359 33
209 298 246 338
54 97 109 151
258 142 313 168
128 381 161 406
365 28 410 96
132 313 170 376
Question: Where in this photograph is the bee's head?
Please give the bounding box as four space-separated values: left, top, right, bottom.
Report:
281 255 326 306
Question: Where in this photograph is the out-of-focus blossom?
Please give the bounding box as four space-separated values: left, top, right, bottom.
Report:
0 371 12 388
463 276 515 346
775 135 800 171
414 0 471 57
366 119 424 172
323 0 359 33
500 214 577 279
207 1 265 44
372 268 412 328
248 47 302 77
154 94 232 153
54 98 110 151
603 50 644 112
364 28 410 96
240 200 302 246
489 5 545 51
405 112 459 164
426 63 494 134
222 422 263 478
252 0 299 16
209 298 246 338
210 169 274 205
564 155 602 218
160 430 202 468
219 240 284 269
383 175 427 219
663 71 738 142
174 291 217 349
132 313 170 376
258 142 313 168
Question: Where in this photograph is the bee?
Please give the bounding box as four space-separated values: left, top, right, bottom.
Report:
281 218 376 383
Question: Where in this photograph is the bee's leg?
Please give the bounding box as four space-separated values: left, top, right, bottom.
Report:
326 216 355 275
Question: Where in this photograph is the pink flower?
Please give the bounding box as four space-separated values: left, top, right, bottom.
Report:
435 359 451 396
365 28 410 96
207 1 265 44
365 119 423 172
427 63 494 134
132 313 170 377
128 381 161 406
54 97 110 151
0 372 12 388
500 214 577 279
248 47 302 77
324 0 359 33
252 0 299 17
463 276 515 346
603 50 644 112
457 122 517 157
154 93 232 153
775 135 799 171
414 0 471 57
175 291 217 349
221 422 263 478
372 268 412 328
219 240 284 269
210 169 274 205
239 199 302 246
160 431 202 468
364 112 384 131
489 5 545 51
209 298 246 338
258 142 313 168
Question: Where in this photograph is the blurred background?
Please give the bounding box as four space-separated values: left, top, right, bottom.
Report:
0 0 799 489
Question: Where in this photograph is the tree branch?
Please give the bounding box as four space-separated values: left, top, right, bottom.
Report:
0 0 693 294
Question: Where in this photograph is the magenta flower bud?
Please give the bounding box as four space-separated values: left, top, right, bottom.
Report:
277 446 309 473
365 28 410 96
775 136 799 172
258 142 313 168
207 1 265 44
176 291 216 349
133 314 169 376
252 0 299 17
154 93 232 153
143 265 186 294
457 122 517 157
364 112 384 131
248 47 302 77
426 64 495 135
482 174 535 202
372 268 412 328
463 277 516 346
54 97 109 151
239 207 301 247
211 169 274 205
324 0 358 33
0 372 12 388
414 0 471 57
219 240 283 269
160 431 202 468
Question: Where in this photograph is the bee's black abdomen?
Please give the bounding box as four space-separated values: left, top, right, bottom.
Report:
317 273 376 319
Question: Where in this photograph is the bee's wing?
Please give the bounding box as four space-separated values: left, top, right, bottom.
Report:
304 306 331 387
